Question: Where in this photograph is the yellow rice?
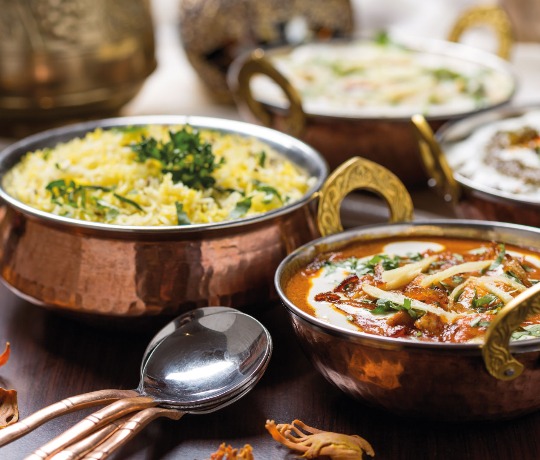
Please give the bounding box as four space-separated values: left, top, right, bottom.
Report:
3 125 315 226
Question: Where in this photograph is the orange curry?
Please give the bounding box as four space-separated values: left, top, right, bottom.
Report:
285 237 540 343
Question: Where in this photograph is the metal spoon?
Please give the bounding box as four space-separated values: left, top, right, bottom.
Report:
0 307 272 459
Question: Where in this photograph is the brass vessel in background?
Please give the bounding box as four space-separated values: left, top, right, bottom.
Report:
179 0 354 103
0 0 156 138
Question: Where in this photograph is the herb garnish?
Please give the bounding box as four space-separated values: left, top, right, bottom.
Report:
230 197 252 219
45 179 144 218
175 202 190 225
46 180 113 208
258 151 266 167
371 297 421 319
113 193 143 212
489 243 506 270
374 30 390 45
130 127 224 189
256 185 283 204
471 292 501 311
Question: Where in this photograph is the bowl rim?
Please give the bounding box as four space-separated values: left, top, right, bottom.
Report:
239 34 518 121
0 115 328 234
437 103 540 207
275 219 540 351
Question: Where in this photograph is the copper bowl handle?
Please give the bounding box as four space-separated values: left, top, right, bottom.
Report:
231 48 306 138
483 282 540 381
411 114 462 204
317 156 414 237
448 5 513 59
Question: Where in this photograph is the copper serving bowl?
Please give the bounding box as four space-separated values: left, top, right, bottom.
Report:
227 6 516 188
275 220 540 421
413 106 540 227
0 115 413 321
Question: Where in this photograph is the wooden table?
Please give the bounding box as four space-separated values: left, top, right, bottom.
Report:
1 212 539 460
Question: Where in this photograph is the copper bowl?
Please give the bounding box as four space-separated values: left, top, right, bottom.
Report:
0 115 413 321
412 105 540 227
275 220 540 420
227 6 517 188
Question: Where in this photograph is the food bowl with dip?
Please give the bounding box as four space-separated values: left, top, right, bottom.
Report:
275 219 540 420
412 105 540 227
228 5 517 187
0 115 413 320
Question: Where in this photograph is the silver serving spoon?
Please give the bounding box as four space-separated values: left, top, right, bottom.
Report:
0 307 272 459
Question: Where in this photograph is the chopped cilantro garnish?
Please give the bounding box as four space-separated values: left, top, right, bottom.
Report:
131 127 224 189
489 243 506 270
175 202 190 225
230 197 252 219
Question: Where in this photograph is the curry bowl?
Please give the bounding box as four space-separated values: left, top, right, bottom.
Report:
413 105 540 227
227 6 516 187
275 220 540 420
0 115 413 320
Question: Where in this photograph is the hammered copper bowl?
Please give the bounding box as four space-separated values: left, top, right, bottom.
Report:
275 220 540 420
227 6 516 188
0 115 414 321
413 106 540 228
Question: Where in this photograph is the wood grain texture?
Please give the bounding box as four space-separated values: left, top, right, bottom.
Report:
0 283 539 460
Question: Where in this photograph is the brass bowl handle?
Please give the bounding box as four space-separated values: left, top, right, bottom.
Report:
230 48 306 138
411 114 461 204
448 5 513 60
482 282 540 381
317 156 414 237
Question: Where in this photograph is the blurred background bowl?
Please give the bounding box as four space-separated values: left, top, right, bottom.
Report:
0 0 157 138
227 5 517 188
414 105 540 227
179 0 354 103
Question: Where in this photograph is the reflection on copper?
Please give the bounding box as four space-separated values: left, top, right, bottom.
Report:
349 351 404 390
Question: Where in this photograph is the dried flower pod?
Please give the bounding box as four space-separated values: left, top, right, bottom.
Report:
266 419 375 460
0 343 10 367
0 388 18 428
209 442 254 460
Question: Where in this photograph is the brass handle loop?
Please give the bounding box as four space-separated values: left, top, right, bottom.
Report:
482 282 540 381
448 5 513 60
411 114 461 204
232 48 306 138
317 156 414 237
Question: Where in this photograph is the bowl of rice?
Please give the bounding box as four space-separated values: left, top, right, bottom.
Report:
0 115 412 320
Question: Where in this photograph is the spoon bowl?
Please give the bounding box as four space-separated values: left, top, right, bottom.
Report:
140 307 272 409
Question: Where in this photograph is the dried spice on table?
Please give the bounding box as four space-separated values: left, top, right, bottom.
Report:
265 419 375 459
209 442 254 459
0 342 18 429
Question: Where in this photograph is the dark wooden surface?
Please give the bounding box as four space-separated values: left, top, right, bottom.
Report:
0 191 537 460
1 278 540 460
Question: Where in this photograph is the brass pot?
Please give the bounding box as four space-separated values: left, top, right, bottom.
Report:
0 0 156 138
227 5 516 188
412 106 540 227
0 115 413 321
275 220 540 420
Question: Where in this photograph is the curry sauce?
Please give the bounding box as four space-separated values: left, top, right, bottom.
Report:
285 237 540 343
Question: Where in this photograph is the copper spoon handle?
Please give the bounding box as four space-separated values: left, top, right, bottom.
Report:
80 407 184 460
25 396 157 460
0 389 138 447
47 415 133 460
